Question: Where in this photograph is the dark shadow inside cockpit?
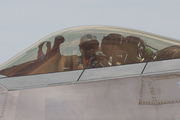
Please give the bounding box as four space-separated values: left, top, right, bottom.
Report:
155 45 180 61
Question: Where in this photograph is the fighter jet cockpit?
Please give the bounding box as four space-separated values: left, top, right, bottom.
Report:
0 26 180 77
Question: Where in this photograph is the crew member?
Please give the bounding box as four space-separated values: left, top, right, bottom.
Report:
76 34 111 69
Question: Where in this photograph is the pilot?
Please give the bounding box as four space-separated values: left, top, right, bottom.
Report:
76 34 111 69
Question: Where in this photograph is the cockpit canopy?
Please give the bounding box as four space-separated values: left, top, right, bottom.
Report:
0 26 180 77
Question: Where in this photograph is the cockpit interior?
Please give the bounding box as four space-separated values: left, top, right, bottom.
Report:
0 26 180 77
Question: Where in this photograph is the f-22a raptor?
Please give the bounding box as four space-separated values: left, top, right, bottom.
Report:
0 26 180 120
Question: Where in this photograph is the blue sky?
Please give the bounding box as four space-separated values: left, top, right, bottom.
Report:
0 0 180 65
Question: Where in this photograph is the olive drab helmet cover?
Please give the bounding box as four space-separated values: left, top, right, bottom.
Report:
79 34 99 49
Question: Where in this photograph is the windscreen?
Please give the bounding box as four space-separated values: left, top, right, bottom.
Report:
0 26 180 77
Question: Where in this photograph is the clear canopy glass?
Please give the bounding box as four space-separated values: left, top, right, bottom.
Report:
0 26 180 77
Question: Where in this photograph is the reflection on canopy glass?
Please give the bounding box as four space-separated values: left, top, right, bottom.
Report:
0 26 180 77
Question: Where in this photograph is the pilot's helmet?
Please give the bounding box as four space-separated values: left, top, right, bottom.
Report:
79 34 99 48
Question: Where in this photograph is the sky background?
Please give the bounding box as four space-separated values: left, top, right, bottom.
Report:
0 0 180 65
